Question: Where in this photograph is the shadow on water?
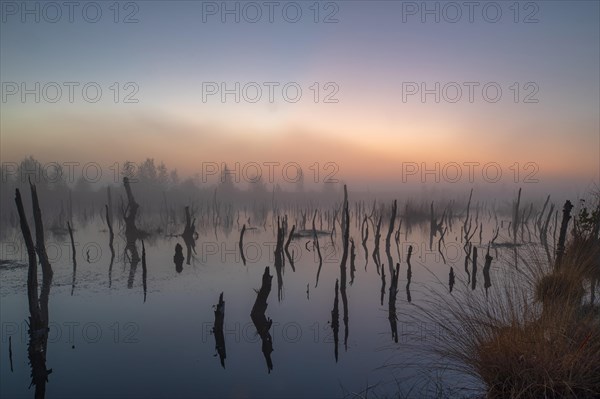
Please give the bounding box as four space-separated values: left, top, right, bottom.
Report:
250 267 274 373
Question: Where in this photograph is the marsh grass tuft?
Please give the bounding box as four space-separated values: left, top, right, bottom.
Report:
401 196 600 398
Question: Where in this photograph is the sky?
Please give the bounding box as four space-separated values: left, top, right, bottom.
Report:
1 0 599 194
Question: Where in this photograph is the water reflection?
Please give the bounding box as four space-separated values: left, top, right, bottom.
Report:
389 263 400 343
67 222 76 296
406 246 413 303
471 246 478 291
0 179 560 399
331 279 339 362
126 244 140 289
339 186 350 351
239 224 247 266
142 241 148 302
385 200 397 277
274 218 285 302
483 246 493 297
313 215 324 287
213 293 226 368
174 243 184 273
361 215 369 270
9 336 14 372
372 215 382 273
380 264 386 306
105 204 116 287
250 267 274 373
16 185 54 399
285 224 296 271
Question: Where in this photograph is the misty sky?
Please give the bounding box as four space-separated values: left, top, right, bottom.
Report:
1 1 599 192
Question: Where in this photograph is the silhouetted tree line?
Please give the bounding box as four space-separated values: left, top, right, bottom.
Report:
0 156 343 237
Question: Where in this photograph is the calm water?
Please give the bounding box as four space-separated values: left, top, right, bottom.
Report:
1 207 522 398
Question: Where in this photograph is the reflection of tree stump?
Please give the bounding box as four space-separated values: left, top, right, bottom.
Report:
331 279 339 362
339 185 350 351
483 246 493 297
274 219 285 301
15 185 53 399
239 224 247 266
385 200 397 277
213 293 226 368
250 267 274 372
389 263 400 343
373 215 382 273
173 243 184 273
284 225 296 271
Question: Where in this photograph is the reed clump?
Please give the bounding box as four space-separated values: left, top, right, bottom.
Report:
473 295 600 398
411 197 600 398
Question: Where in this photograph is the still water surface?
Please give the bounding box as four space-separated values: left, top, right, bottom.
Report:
1 209 517 398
